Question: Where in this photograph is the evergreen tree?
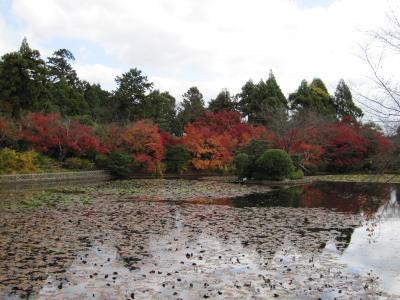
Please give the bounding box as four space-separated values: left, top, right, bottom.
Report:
208 88 237 112
263 71 287 106
309 78 328 92
112 68 153 122
238 79 258 120
288 80 310 111
47 49 80 88
333 79 363 120
238 71 287 125
139 90 177 133
177 86 205 134
51 77 88 116
83 82 111 122
0 38 52 116
47 48 90 116
289 78 336 116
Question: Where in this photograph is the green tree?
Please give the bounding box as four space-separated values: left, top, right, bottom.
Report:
289 78 336 116
177 86 205 134
102 151 134 178
234 139 269 178
138 90 177 132
51 77 88 116
47 49 81 88
112 68 153 122
0 38 52 116
208 88 237 112
238 71 287 125
164 145 191 173
47 48 89 116
83 82 111 122
255 149 294 180
333 79 363 120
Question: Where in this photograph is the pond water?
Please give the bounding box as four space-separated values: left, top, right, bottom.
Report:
0 180 399 299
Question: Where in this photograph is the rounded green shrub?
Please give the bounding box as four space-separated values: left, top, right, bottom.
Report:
241 140 269 161
290 154 301 170
255 149 294 181
235 139 269 178
289 169 304 180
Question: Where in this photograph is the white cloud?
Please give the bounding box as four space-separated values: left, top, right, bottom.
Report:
2 0 394 102
74 64 121 90
0 15 20 54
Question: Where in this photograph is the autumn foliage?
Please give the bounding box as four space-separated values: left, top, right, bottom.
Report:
19 113 105 160
274 126 324 167
0 110 392 175
119 121 164 173
99 120 164 173
274 116 391 171
182 111 271 170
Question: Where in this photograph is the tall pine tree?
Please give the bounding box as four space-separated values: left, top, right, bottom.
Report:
138 90 177 133
238 70 287 125
289 78 336 117
333 79 363 120
47 49 89 116
112 68 153 123
177 86 205 134
0 38 52 116
208 88 237 112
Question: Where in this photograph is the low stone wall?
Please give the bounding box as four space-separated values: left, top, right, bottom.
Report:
0 170 112 185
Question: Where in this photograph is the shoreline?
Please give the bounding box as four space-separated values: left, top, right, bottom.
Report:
1 172 400 192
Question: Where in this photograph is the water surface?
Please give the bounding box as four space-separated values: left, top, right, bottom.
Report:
0 180 399 299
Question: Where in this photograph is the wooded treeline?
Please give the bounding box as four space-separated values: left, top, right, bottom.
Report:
0 39 363 134
0 39 396 178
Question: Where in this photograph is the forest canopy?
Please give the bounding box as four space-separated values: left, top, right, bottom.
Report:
0 39 394 178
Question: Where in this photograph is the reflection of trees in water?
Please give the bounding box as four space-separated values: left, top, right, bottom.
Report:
177 202 361 261
4 182 388 298
334 227 354 253
301 182 390 214
229 182 397 253
230 182 391 216
231 186 304 208
363 186 400 244
299 182 399 248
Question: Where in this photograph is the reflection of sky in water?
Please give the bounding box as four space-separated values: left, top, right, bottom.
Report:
21 182 400 299
337 186 400 294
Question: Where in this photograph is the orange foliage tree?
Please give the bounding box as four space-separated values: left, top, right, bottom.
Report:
182 111 271 171
109 120 164 173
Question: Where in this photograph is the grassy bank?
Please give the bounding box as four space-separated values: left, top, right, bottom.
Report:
313 174 400 184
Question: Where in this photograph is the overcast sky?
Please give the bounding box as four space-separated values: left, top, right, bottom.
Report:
0 0 394 103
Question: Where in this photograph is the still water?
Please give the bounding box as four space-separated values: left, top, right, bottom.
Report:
0 181 399 299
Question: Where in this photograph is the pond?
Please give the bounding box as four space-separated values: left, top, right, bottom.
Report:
0 179 399 299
